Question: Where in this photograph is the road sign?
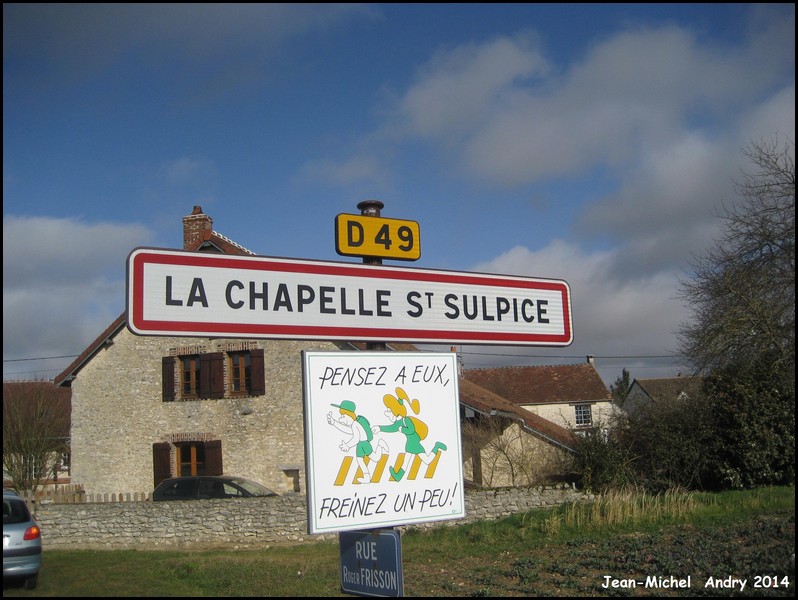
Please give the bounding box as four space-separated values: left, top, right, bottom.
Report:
302 351 464 534
335 214 420 261
127 247 572 346
339 530 403 597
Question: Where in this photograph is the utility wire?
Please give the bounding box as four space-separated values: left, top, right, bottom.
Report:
3 355 79 363
6 350 680 363
453 349 679 359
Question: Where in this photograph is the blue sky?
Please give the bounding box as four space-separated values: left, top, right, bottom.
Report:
3 4 795 384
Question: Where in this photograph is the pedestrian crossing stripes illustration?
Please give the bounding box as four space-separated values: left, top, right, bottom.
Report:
334 451 442 486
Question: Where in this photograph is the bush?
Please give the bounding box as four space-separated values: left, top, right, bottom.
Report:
574 356 795 493
699 359 795 490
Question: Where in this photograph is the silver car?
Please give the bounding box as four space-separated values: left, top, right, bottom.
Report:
3 490 42 590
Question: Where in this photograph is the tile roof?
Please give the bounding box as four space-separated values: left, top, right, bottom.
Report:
463 363 612 405
192 229 256 255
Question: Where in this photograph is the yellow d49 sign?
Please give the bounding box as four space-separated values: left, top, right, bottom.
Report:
335 214 421 261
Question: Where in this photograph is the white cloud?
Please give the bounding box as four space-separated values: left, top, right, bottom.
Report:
736 84 796 146
2 216 153 377
467 241 688 383
396 34 550 141
319 8 792 193
461 21 792 186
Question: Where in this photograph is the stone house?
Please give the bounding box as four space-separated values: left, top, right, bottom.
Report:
458 376 578 487
53 207 599 496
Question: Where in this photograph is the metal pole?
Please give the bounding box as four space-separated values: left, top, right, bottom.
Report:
357 200 386 351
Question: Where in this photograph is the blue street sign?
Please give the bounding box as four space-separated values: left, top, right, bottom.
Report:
339 530 403 597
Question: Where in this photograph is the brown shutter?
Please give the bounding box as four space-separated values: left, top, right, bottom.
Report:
250 348 265 396
200 352 225 398
210 352 225 398
152 442 172 489
162 357 175 402
205 440 223 476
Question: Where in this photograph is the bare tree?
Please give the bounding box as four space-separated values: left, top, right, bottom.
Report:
678 137 795 384
461 417 571 487
3 381 70 492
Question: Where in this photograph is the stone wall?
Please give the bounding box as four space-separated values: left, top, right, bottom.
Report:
35 484 590 550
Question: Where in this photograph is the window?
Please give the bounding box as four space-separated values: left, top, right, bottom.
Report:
181 355 201 398
574 404 593 427
162 349 264 401
229 351 251 396
176 442 206 476
152 440 223 488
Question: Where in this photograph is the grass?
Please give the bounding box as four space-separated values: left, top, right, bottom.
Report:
3 486 794 597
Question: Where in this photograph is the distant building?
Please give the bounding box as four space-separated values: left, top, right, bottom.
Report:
463 360 617 431
624 376 704 417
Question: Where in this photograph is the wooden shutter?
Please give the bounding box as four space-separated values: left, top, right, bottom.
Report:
200 352 225 398
152 442 172 489
161 357 175 402
250 348 265 396
205 440 223 476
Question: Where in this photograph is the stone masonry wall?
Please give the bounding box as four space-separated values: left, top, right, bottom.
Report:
35 484 591 549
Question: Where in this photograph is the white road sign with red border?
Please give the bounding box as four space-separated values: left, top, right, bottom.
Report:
126 248 573 346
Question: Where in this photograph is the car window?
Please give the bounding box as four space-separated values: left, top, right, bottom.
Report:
197 479 225 499
3 498 32 525
230 478 276 497
221 483 245 498
159 479 197 499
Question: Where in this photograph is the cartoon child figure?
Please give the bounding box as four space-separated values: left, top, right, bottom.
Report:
328 400 388 484
373 387 447 482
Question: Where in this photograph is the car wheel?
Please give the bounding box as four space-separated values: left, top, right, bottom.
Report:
24 574 38 590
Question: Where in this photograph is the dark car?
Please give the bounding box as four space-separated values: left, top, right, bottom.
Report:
152 476 278 501
3 490 42 590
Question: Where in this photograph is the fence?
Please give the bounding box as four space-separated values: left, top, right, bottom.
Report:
17 484 151 511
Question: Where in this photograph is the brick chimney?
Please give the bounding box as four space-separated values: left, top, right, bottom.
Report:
182 206 213 249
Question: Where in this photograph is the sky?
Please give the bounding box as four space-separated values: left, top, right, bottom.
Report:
3 3 795 386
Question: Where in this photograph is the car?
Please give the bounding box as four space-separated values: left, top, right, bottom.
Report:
151 475 278 501
3 490 42 590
